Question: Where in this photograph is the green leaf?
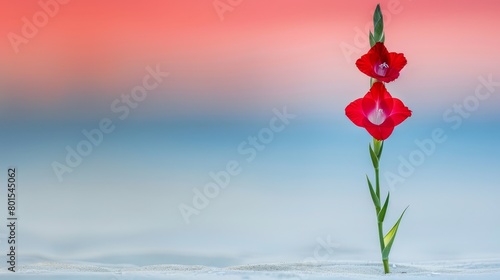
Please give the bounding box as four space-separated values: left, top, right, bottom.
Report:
370 4 385 44
372 139 383 159
366 176 380 209
369 144 378 169
377 192 390 222
369 31 375 47
372 4 385 45
377 141 384 159
382 207 408 259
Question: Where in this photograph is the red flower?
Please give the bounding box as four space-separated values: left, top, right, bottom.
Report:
355 42 407 83
345 82 412 140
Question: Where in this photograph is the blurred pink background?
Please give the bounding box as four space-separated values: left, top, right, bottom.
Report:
1 0 499 117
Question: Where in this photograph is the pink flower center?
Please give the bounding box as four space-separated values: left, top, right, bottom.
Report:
368 108 386 125
374 62 389 76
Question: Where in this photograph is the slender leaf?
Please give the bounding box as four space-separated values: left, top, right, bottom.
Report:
377 192 390 222
373 4 384 41
370 4 385 45
382 207 409 259
373 139 383 159
366 176 380 209
377 141 384 159
369 144 378 169
369 31 375 47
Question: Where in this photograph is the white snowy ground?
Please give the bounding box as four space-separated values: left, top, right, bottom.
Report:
2 259 500 279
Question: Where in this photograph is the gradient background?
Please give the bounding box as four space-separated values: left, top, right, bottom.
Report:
0 0 499 267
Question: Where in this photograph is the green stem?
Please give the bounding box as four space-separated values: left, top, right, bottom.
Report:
377 221 385 253
372 138 390 273
376 165 385 269
383 259 390 274
378 221 390 274
375 166 380 203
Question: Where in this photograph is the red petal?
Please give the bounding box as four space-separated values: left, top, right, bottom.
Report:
355 54 376 78
371 42 390 62
345 98 365 127
367 82 392 100
388 52 407 72
366 82 393 114
383 52 407 82
377 73 398 83
361 93 376 116
363 119 395 140
387 98 412 126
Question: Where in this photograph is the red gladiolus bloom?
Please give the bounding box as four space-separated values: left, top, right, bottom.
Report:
345 82 412 140
355 42 407 83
